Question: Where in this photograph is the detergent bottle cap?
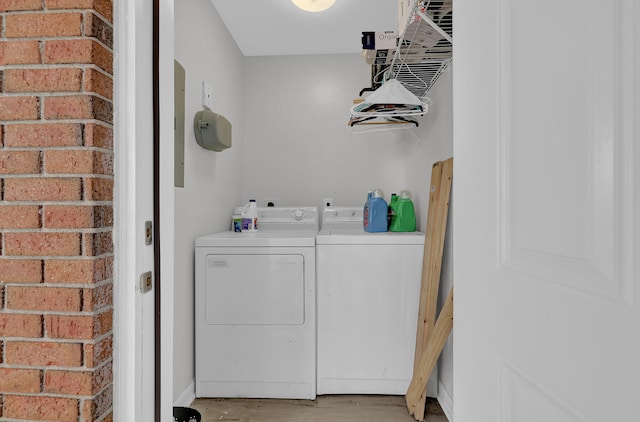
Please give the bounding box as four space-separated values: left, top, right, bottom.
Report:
400 190 412 199
372 189 384 198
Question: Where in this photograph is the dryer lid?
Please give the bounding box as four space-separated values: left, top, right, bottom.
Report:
196 230 318 247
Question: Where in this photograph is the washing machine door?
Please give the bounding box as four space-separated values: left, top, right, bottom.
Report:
205 254 305 325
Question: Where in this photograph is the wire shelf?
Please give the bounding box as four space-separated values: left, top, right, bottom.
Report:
389 0 453 99
349 1 452 133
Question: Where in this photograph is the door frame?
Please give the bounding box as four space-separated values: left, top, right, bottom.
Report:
113 0 175 420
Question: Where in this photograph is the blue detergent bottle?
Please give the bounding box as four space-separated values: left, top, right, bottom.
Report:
363 191 372 230
363 189 388 232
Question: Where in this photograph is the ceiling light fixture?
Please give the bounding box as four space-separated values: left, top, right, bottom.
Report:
292 0 336 13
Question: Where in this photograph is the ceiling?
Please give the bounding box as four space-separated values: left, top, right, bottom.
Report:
210 0 399 56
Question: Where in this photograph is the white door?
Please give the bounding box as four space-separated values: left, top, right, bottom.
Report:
453 0 640 421
114 0 175 421
114 0 155 420
134 0 156 419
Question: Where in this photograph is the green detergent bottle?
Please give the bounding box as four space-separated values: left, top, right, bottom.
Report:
389 190 416 232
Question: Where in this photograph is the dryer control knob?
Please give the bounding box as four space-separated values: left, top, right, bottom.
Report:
292 209 306 220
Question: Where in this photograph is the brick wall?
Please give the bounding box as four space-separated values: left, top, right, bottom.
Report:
0 1 114 421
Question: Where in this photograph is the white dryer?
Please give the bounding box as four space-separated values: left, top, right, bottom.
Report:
316 206 436 396
195 207 318 399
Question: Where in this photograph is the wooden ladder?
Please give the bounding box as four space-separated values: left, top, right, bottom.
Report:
406 158 454 420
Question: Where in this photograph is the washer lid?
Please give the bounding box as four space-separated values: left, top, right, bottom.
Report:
316 228 425 245
196 230 318 247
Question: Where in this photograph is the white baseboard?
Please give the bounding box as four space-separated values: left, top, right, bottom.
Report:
437 381 453 422
174 379 196 407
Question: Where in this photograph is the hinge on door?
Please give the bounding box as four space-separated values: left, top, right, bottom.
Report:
145 221 153 245
140 271 153 294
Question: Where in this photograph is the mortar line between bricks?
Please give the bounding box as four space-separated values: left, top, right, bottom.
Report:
1 313 113 322
0 227 113 233
0 252 113 258
0 63 104 71
1 118 114 128
83 65 114 79
1 255 117 260
4 331 114 345
1 307 113 316
2 34 114 50
0 146 114 154
0 201 113 206
0 90 110 98
35 92 115 101
0 279 113 288
0 174 114 179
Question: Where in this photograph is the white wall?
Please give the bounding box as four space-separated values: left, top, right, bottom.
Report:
173 0 245 402
242 54 411 208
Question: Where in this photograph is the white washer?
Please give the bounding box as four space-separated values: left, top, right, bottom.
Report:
195 207 318 399
316 206 433 395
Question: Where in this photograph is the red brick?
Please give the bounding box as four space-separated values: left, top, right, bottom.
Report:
3 395 79 422
46 315 93 339
0 96 39 121
84 123 112 149
45 310 111 340
4 123 83 147
84 335 112 368
94 360 112 389
104 255 113 279
83 384 112 422
0 0 42 11
0 314 43 338
4 177 82 201
0 41 41 65
84 11 113 49
45 369 93 395
0 205 41 229
0 151 41 174
5 341 82 366
94 0 112 23
45 150 113 175
44 95 112 123
4 232 81 256
0 368 41 393
5 13 82 38
0 259 43 283
83 231 112 256
6 286 82 312
45 258 109 284
46 363 112 396
84 68 113 99
43 95 91 120
44 39 112 73
84 177 112 201
3 68 82 93
44 205 90 228
82 283 112 311
46 0 94 8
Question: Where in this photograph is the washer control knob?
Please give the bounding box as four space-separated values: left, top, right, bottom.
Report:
292 208 306 220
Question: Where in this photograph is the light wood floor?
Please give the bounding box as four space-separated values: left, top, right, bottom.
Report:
189 395 448 422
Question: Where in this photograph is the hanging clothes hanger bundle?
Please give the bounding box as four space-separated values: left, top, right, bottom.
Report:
350 79 430 118
348 78 430 133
